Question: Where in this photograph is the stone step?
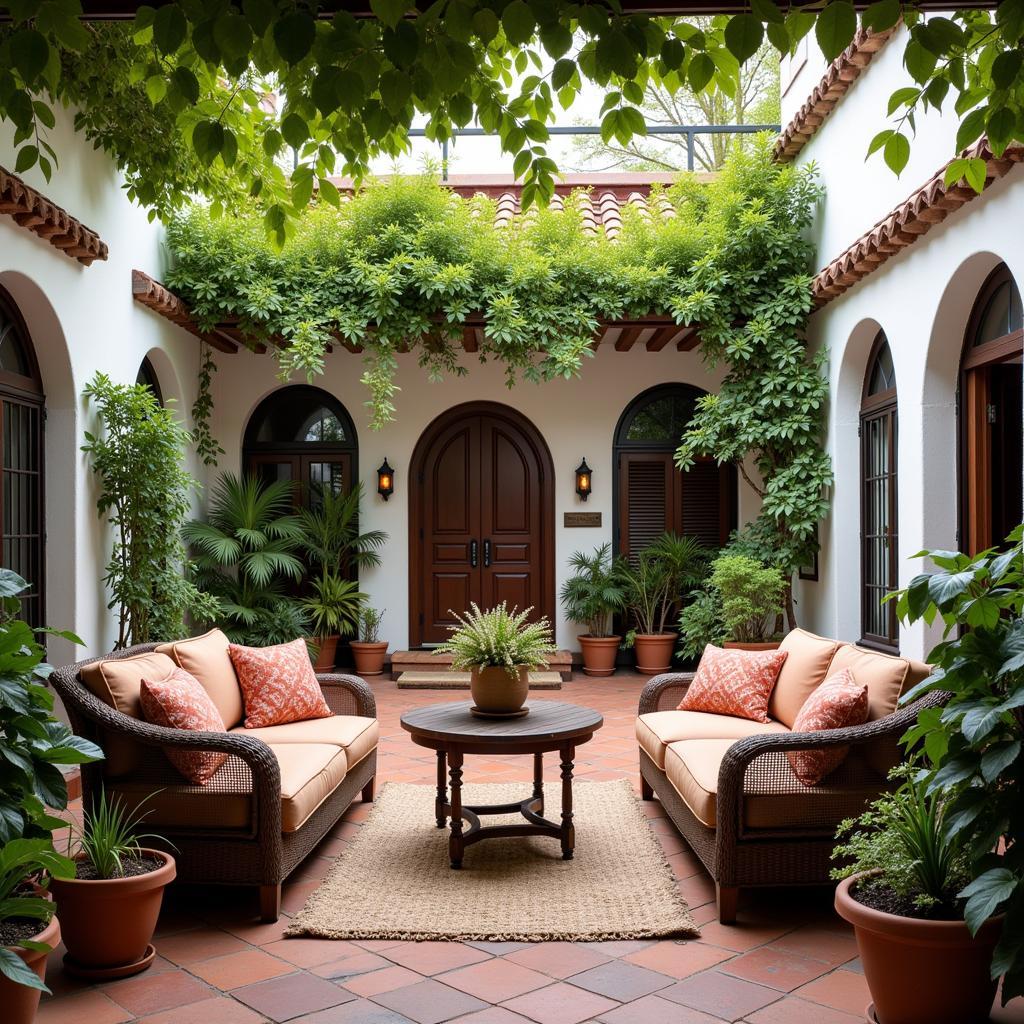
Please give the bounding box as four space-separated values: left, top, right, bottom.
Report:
390 649 573 682
396 670 562 690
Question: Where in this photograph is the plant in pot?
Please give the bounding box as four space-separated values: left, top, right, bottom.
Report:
51 790 175 981
351 606 388 677
832 767 1000 1024
619 533 707 674
435 603 556 717
560 544 626 676
297 484 387 671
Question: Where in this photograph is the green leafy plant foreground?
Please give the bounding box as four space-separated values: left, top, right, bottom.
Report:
435 602 556 673
560 543 626 638
0 5 1012 240
619 532 707 637
70 789 165 881
893 525 1024 1004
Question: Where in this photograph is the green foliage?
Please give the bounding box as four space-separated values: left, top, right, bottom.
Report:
618 533 708 637
560 543 626 638
71 789 165 881
676 589 728 661
301 572 365 641
358 606 385 644
832 766 970 918
893 525 1024 1003
183 473 309 646
435 602 556 673
709 552 786 642
296 484 387 576
191 344 224 467
81 373 219 647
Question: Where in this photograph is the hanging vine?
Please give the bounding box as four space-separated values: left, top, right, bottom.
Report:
191 342 224 467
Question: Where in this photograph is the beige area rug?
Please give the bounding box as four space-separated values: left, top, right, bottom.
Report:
288 779 698 942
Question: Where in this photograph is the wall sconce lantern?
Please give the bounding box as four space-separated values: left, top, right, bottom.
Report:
575 458 593 502
377 458 395 501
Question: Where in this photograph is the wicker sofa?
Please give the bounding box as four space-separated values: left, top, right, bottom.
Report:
636 629 946 923
51 632 378 922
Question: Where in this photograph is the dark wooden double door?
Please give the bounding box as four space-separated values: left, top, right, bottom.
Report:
412 405 553 646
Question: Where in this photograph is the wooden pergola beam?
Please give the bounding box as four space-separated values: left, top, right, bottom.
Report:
614 326 645 352
676 327 700 351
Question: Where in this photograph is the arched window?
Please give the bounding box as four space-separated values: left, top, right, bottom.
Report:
136 356 163 406
0 286 45 628
960 265 1023 553
613 383 736 559
243 385 357 504
860 333 898 650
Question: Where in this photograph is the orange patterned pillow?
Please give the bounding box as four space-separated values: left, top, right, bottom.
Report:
679 644 788 723
228 638 331 729
139 667 228 784
787 668 869 786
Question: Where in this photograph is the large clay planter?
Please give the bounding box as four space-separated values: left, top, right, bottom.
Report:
1 913 59 1024
351 641 388 677
470 665 529 714
835 873 1002 1024
50 850 176 979
724 640 782 651
313 635 339 672
633 633 678 674
578 635 620 677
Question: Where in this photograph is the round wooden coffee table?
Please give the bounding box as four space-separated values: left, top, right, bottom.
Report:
400 700 604 868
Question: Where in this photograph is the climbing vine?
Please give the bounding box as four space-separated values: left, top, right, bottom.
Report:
191 342 224 467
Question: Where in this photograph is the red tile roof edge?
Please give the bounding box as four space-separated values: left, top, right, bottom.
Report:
811 137 1024 308
132 269 239 353
0 165 108 266
773 26 898 163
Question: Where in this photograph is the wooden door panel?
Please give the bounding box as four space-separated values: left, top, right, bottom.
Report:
433 543 472 562
431 426 476 534
430 574 475 636
483 572 530 612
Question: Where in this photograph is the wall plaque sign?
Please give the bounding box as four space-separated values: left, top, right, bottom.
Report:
564 512 602 527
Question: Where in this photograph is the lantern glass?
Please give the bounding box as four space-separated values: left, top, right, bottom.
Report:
377 459 395 501
575 459 592 501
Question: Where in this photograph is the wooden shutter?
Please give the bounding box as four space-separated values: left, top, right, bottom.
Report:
619 452 674 560
681 458 725 548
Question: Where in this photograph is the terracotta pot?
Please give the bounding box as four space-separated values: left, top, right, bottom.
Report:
1 913 59 1024
835 873 1002 1024
351 641 388 677
470 665 529 714
50 850 176 975
633 633 678 674
578 635 620 677
313 635 339 672
723 640 782 651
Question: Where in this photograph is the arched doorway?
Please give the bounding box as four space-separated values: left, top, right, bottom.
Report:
243 385 358 504
959 264 1023 552
0 285 45 627
613 383 736 560
860 332 898 650
409 402 555 647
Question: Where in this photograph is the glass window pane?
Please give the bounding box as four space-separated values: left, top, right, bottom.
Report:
0 319 30 377
975 279 1024 347
867 339 896 395
625 391 698 443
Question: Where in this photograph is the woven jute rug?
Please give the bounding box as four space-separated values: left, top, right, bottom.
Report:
288 779 698 942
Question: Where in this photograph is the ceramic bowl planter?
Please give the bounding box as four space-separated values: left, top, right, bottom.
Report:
351 641 388 677
313 634 339 672
470 666 530 716
633 633 678 674
578 635 620 676
2 914 60 1024
835 873 1002 1024
50 849 176 980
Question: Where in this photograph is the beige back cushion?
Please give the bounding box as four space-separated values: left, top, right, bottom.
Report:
79 652 178 776
156 629 243 729
768 628 846 727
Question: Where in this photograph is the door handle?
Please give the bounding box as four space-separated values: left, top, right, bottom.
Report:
470 539 478 568
483 539 492 568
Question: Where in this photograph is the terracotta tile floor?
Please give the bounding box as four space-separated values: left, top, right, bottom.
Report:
39 672 1024 1024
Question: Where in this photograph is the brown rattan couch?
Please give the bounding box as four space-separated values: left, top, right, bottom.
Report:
636 631 946 923
51 642 377 922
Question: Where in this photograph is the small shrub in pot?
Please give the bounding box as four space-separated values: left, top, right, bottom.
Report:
560 544 625 676
351 606 388 677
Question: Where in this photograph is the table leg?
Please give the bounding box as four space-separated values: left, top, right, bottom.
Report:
533 752 544 815
560 743 575 860
435 750 447 827
448 750 465 869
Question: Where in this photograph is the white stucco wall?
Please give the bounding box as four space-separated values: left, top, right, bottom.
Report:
210 345 760 652
1 107 205 664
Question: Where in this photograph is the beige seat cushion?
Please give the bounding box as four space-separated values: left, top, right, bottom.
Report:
157 629 244 729
231 715 379 770
769 629 846 727
636 710 788 770
107 742 348 834
664 738 881 831
80 652 178 776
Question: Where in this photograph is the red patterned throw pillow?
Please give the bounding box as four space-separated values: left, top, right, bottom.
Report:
139 667 228 784
228 638 332 729
679 644 788 724
787 668 869 786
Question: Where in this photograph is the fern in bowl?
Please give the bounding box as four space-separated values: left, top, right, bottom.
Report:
436 603 556 716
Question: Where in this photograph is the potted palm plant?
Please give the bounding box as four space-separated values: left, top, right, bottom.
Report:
351 606 388 677
560 543 626 676
435 603 556 717
619 533 707 673
50 791 175 980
